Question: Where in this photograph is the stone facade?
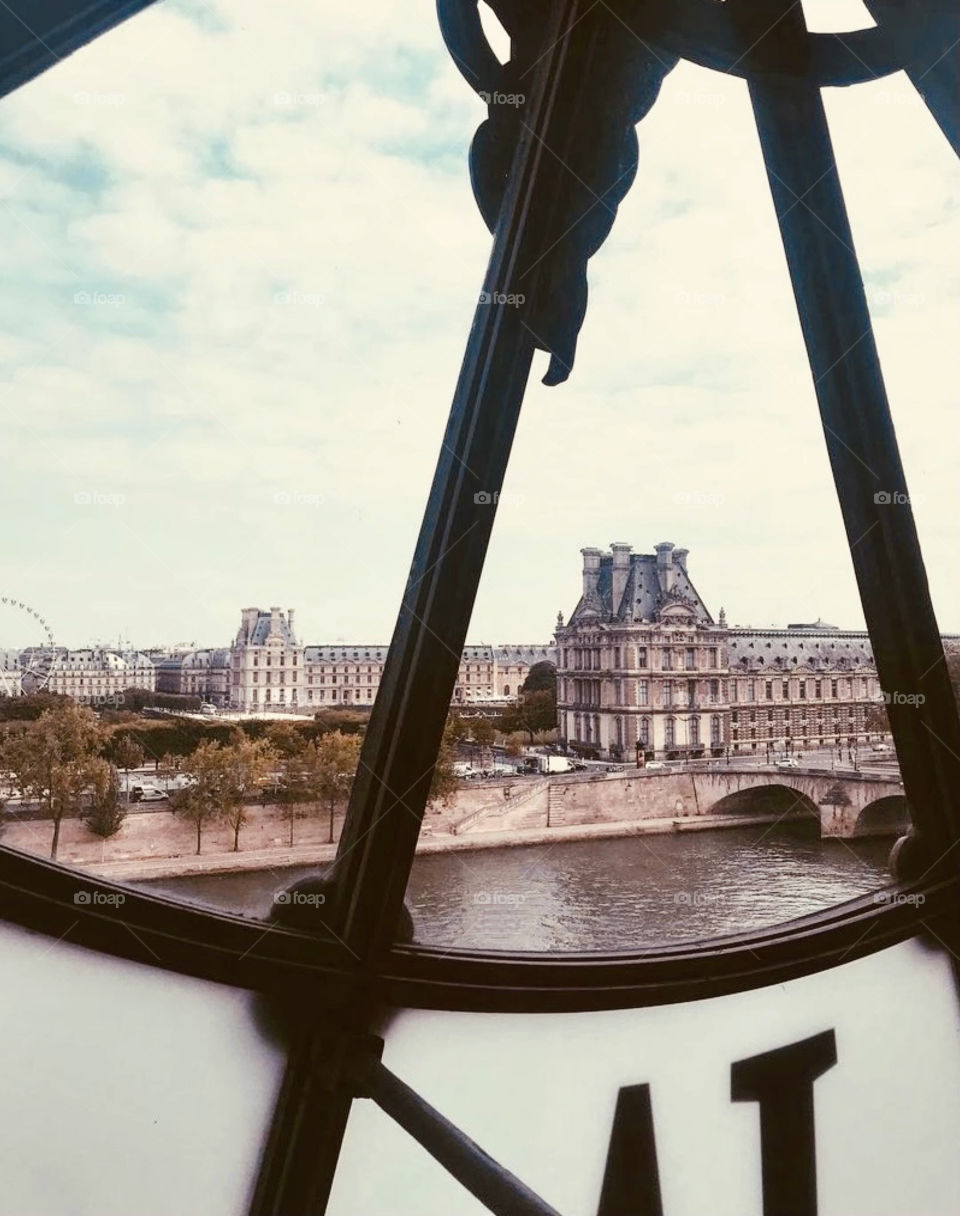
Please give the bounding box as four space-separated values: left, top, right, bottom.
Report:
555 542 885 761
228 609 555 711
156 648 231 706
43 648 156 704
230 607 301 711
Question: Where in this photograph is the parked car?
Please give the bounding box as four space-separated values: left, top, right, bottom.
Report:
775 757 800 769
130 785 168 803
643 761 668 772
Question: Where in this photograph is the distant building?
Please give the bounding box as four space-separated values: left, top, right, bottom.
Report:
556 542 725 759
227 608 555 712
157 649 231 706
230 607 301 711
43 648 156 705
555 542 884 760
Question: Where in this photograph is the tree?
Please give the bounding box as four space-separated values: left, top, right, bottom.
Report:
104 733 145 795
0 704 104 858
85 758 126 839
266 721 306 759
172 740 229 855
521 661 557 695
428 718 461 807
470 717 496 768
0 691 71 721
219 736 278 851
313 731 362 842
497 690 557 744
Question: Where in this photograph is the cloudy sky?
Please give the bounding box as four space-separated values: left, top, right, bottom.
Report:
0 0 956 652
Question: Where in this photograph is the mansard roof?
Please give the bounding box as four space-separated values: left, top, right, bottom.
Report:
303 645 390 663
492 644 557 665
727 629 875 671
570 552 713 626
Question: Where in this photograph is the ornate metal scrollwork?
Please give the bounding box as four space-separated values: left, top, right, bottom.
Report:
439 0 677 384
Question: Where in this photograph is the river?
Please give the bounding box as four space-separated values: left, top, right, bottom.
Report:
141 821 894 951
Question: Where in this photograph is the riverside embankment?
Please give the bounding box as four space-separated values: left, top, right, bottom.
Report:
0 766 902 883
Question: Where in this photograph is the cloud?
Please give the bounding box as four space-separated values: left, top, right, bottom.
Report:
0 0 956 648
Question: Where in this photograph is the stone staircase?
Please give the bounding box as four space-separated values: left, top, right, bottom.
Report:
451 779 551 835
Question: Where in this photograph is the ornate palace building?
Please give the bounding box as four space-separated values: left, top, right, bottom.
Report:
555 542 884 761
227 608 554 712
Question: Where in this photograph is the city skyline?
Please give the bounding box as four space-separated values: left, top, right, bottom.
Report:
0 0 956 647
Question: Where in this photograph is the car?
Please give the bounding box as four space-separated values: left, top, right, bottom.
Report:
130 785 168 803
643 761 668 772
775 758 800 769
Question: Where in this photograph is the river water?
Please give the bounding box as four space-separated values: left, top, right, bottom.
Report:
142 821 894 952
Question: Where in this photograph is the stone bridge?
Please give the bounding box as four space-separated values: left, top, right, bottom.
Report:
686 767 906 838
450 766 907 840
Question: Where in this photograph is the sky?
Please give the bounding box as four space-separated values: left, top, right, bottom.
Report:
0 0 956 652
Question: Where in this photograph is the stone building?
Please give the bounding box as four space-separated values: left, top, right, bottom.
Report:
555 543 885 761
230 608 301 711
228 608 555 712
43 648 156 704
725 625 879 756
156 648 232 706
555 542 726 759
301 645 388 709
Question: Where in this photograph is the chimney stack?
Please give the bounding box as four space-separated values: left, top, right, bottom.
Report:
673 547 689 575
610 543 632 615
655 542 676 593
581 547 602 605
287 608 296 642
240 607 259 643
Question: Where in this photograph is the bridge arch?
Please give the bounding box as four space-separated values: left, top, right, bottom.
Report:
854 795 910 838
708 784 821 831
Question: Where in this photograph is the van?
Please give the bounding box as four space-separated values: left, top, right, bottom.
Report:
130 785 168 803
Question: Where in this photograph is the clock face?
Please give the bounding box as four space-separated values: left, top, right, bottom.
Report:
328 938 960 1216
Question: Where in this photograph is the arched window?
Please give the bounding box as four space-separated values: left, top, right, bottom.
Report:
639 717 650 745
503 685 510 696
711 715 722 745
665 717 676 747
689 716 700 745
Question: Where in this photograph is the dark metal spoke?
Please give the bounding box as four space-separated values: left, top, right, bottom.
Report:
734 0 960 869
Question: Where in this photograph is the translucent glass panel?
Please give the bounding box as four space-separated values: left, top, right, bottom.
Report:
0 918 284 1215
329 939 960 1215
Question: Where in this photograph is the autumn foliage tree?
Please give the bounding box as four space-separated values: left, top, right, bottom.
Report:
0 704 104 858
